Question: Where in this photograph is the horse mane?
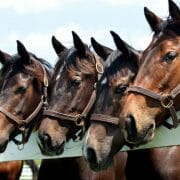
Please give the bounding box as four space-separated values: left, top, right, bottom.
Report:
102 49 138 80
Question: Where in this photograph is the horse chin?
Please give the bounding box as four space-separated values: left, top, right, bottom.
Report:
88 158 113 172
37 141 64 156
125 127 155 146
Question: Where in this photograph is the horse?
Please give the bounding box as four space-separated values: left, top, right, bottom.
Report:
0 51 39 180
121 0 180 147
0 41 53 153
83 31 141 172
38 32 127 180
120 0 180 179
38 31 105 155
0 51 23 180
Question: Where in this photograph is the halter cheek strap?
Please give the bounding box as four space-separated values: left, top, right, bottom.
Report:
127 85 180 129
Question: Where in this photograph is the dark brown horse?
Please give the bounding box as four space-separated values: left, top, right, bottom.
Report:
0 51 39 180
83 31 141 171
0 41 52 153
0 51 24 180
38 31 104 155
38 32 127 180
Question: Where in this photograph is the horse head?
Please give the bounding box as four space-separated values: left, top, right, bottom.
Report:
0 41 52 152
83 31 140 171
38 31 105 155
122 0 180 145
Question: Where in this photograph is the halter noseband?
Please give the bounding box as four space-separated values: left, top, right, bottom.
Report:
43 58 104 140
90 114 120 126
0 61 49 148
127 85 180 129
89 85 180 129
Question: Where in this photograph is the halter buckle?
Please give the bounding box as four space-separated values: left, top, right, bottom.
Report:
18 121 26 132
75 114 85 127
96 63 104 74
161 95 173 108
17 143 25 151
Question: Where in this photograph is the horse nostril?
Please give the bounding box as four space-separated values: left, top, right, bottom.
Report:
86 147 97 164
39 133 52 147
149 124 154 129
125 113 137 137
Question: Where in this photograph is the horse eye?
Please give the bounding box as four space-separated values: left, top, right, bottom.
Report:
115 84 127 94
164 51 177 62
72 79 81 86
15 86 27 94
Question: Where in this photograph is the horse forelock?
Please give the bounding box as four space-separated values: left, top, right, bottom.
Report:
53 47 97 84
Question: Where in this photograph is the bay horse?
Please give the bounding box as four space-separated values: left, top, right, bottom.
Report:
0 41 52 153
120 0 180 179
122 0 180 146
83 31 140 171
38 32 127 180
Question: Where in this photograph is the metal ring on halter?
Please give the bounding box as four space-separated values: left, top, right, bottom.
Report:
75 114 85 126
41 95 47 108
17 142 25 151
96 62 104 74
161 95 173 108
18 121 26 132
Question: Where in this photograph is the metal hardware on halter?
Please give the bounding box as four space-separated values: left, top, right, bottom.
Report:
18 120 26 132
96 62 104 74
75 114 85 127
161 95 173 108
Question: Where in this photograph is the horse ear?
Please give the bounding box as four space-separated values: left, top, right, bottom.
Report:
144 7 163 32
91 37 112 60
72 31 86 57
110 31 130 56
168 0 180 21
0 51 11 65
52 36 66 56
17 40 31 64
